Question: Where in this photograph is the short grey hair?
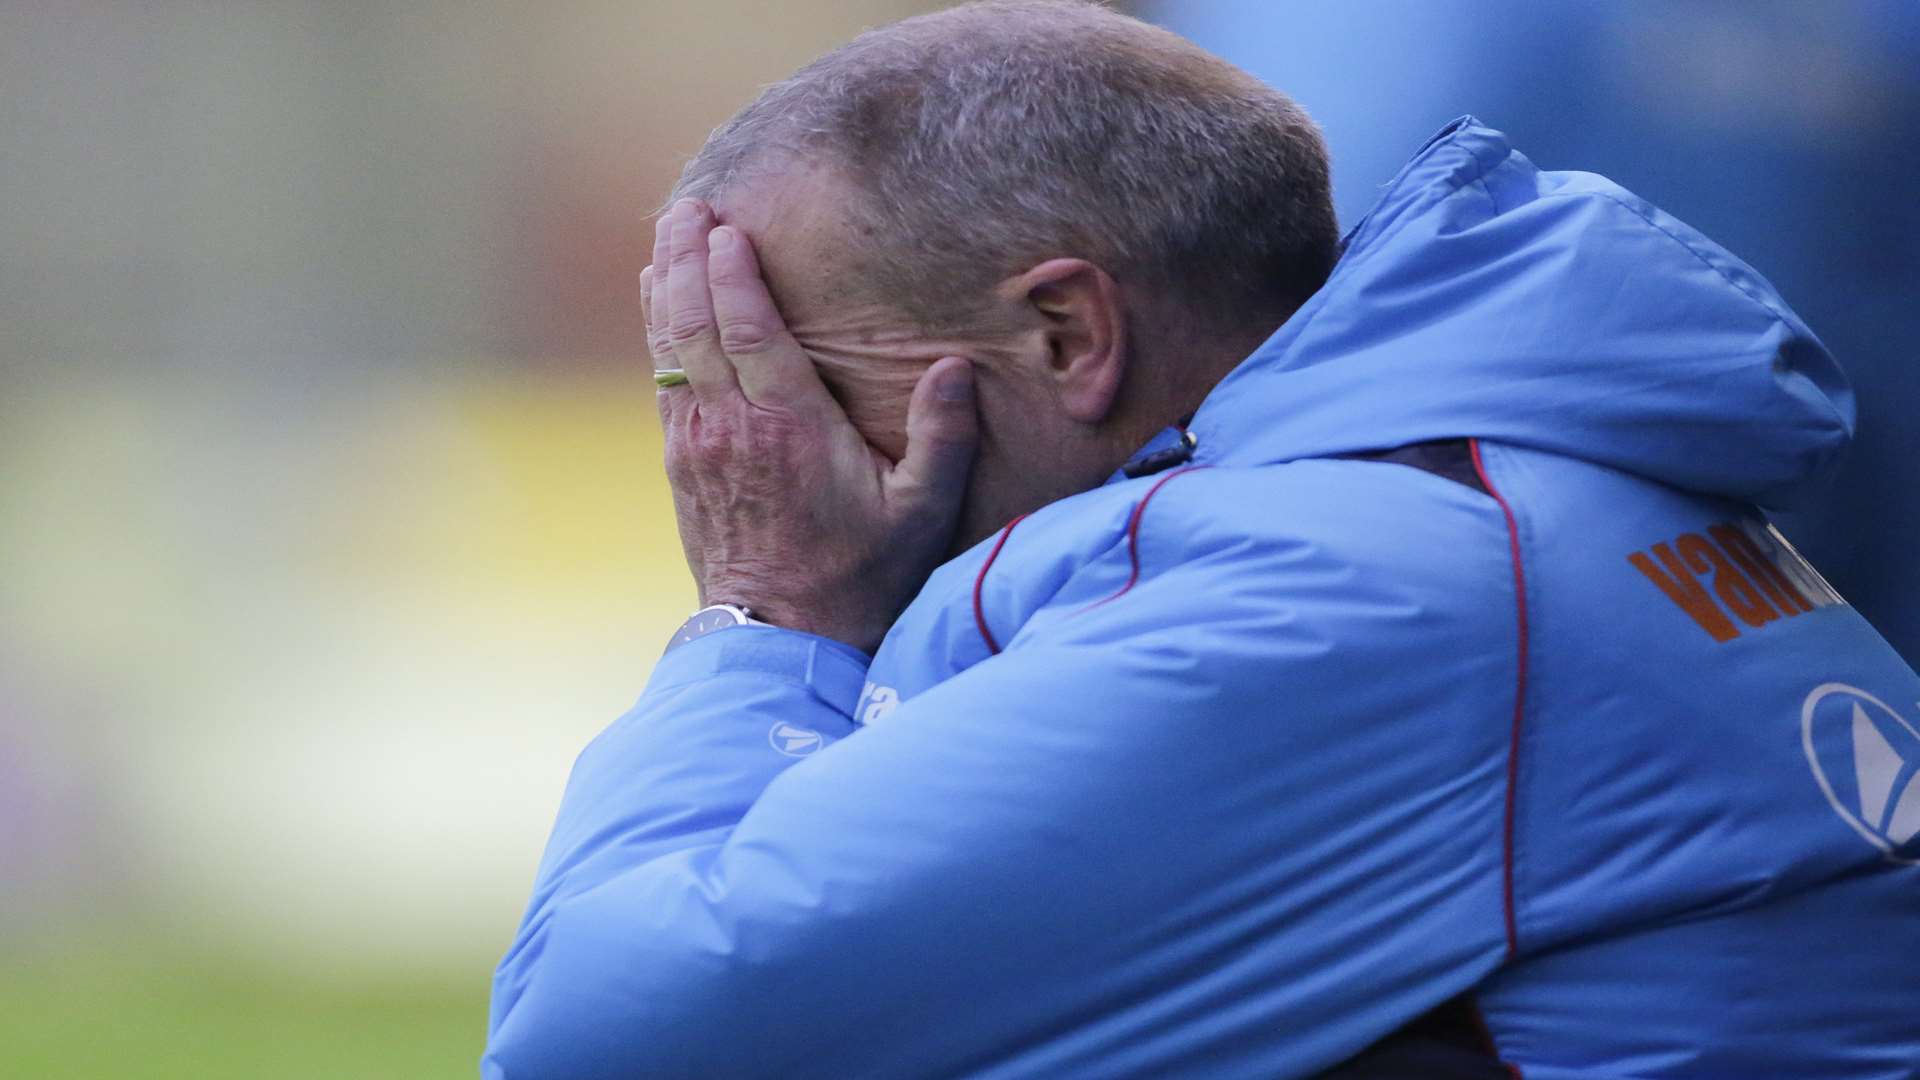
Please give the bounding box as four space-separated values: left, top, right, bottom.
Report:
670 0 1339 331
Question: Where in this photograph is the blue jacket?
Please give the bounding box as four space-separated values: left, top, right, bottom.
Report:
486 119 1920 1078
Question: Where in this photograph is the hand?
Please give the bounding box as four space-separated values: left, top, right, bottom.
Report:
640 199 979 654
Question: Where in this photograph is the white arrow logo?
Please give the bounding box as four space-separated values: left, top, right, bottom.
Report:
1802 683 1920 862
769 722 824 757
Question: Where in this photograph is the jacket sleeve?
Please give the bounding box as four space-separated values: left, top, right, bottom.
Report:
484 493 1515 1078
484 626 868 1042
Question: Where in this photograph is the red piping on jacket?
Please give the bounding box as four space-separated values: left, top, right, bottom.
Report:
972 514 1030 655
1077 465 1209 615
1470 438 1529 963
973 465 1209 654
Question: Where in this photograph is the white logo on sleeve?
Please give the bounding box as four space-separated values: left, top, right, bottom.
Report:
1801 683 1920 864
769 722 824 757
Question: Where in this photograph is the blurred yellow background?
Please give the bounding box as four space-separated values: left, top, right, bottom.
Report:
0 2 942 1076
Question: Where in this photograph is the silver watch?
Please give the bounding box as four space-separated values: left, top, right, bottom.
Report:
663 603 769 655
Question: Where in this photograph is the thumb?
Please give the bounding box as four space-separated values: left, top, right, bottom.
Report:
893 356 978 504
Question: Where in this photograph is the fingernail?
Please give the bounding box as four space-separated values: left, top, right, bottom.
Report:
937 362 974 403
674 198 699 216
708 227 735 252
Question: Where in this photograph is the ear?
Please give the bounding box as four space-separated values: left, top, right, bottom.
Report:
1014 258 1128 425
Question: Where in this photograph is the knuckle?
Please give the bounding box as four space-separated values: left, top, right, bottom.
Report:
704 255 745 282
705 260 757 293
662 444 693 485
716 316 777 354
665 315 710 346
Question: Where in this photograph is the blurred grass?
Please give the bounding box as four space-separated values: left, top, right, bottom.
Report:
0 939 485 1079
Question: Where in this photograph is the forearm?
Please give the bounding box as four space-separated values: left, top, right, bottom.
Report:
488 626 866 1044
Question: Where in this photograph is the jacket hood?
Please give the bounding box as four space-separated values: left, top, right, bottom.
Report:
1188 117 1854 509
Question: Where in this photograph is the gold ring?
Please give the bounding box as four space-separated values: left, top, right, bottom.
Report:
654 369 690 388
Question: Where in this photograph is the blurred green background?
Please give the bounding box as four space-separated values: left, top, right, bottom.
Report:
0 2 941 1076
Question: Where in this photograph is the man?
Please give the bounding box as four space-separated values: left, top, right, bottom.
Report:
486 2 1920 1076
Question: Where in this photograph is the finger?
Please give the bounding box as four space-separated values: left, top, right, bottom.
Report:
664 199 740 400
648 215 678 371
640 266 660 356
657 380 694 449
644 270 682 385
706 226 836 412
650 210 674 295
891 357 978 505
643 266 678 410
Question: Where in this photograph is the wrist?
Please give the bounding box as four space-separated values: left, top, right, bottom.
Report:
664 603 771 656
647 622 871 716
696 586 879 655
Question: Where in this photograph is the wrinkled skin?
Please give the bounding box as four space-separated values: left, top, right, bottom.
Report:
640 168 1265 652
641 197 982 654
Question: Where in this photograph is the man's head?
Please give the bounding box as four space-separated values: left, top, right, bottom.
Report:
666 0 1339 547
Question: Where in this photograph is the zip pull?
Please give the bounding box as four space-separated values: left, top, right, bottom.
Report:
1122 429 1199 479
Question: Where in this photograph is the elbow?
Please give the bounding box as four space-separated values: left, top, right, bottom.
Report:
484 913 610 1080
482 1022 556 1080
484 972 624 1080
483 953 559 1080
483 898 722 1080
